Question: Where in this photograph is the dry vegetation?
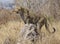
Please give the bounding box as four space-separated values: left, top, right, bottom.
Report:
0 8 60 44
0 9 24 44
0 0 60 44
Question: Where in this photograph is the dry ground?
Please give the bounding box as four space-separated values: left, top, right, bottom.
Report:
0 9 60 44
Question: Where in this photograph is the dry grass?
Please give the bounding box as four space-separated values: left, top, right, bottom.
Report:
0 9 60 44
0 9 24 44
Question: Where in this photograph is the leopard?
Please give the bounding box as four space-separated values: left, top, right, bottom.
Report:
13 7 56 34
